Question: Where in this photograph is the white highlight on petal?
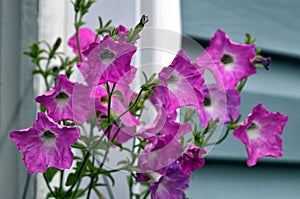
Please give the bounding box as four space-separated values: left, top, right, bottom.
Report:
246 123 261 141
167 72 181 91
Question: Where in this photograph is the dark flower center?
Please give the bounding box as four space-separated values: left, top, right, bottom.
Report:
221 54 234 65
100 96 109 105
42 130 56 139
247 122 259 130
203 97 211 106
168 75 177 82
100 49 115 65
55 91 69 100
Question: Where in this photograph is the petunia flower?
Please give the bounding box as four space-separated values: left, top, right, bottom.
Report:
67 27 98 58
158 50 204 115
196 29 256 90
150 85 179 119
252 55 272 70
198 84 240 127
36 75 75 122
149 162 190 199
178 144 206 174
115 25 140 43
233 104 288 166
10 112 80 174
79 35 136 85
138 120 191 172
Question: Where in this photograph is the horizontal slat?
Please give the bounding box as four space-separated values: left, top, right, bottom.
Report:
182 0 300 57
187 160 300 199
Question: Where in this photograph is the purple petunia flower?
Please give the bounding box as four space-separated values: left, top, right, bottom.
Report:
138 120 191 172
36 75 75 122
67 27 98 58
158 50 204 115
178 144 206 174
149 162 190 199
79 36 136 85
198 84 240 127
233 104 288 166
10 112 80 174
196 29 256 90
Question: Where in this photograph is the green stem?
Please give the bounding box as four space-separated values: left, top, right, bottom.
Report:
43 74 50 91
72 178 82 198
93 187 106 199
86 157 95 199
43 173 56 198
204 127 231 147
106 83 116 123
237 77 248 92
45 57 51 73
115 88 145 121
142 190 150 199
62 151 91 198
59 170 64 195
74 12 82 60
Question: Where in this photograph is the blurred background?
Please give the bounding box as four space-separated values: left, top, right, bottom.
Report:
0 0 299 198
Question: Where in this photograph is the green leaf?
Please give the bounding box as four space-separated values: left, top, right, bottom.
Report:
141 71 148 82
65 173 79 186
117 159 130 166
148 73 156 83
98 16 103 28
104 19 112 28
73 189 86 198
113 90 124 102
49 37 61 59
72 141 86 149
44 167 59 182
100 119 110 129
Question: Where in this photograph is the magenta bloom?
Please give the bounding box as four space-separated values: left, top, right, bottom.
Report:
79 36 136 85
68 27 97 57
233 104 288 166
150 85 179 117
36 75 75 122
149 162 190 199
138 120 191 171
158 50 204 115
178 144 206 174
196 29 256 89
198 84 240 127
115 25 140 43
10 112 80 173
136 105 167 139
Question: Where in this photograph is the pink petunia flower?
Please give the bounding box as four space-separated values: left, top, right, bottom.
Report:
178 144 206 174
138 120 191 172
67 27 98 58
10 112 80 174
233 104 288 166
158 50 204 115
198 84 240 127
149 162 190 199
79 36 136 85
196 29 256 90
36 75 75 122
